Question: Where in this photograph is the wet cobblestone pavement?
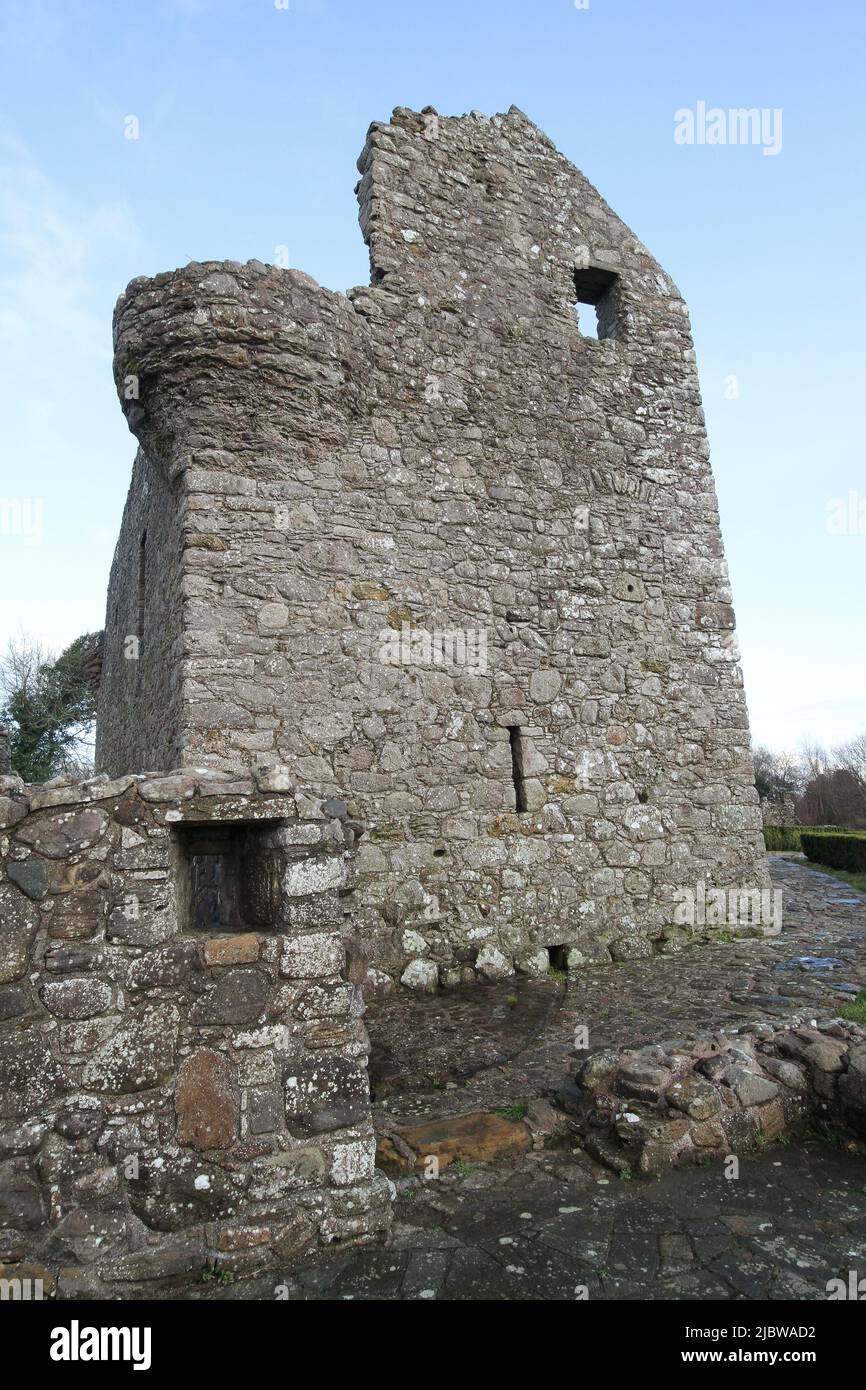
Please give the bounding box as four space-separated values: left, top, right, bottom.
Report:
300 1142 866 1302
372 855 866 1123
368 975 563 1098
201 1140 866 1302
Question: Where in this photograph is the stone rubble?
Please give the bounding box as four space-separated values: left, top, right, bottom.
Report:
558 1021 866 1176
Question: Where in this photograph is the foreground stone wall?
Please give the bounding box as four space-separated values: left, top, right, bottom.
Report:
0 767 389 1295
97 105 768 986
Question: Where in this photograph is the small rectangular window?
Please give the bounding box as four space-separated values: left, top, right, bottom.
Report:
574 265 619 341
173 821 283 932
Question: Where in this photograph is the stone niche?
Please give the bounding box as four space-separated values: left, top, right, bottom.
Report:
0 765 390 1297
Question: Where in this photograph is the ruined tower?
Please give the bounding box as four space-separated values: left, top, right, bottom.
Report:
97 106 769 987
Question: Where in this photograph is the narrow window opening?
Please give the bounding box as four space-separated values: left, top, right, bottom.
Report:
508 726 527 812
189 837 232 932
574 266 620 341
547 944 568 972
137 531 147 641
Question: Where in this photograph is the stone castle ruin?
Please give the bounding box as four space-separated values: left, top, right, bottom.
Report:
98 104 768 983
0 107 770 1291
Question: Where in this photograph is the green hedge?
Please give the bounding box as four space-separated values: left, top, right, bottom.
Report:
762 824 844 852
800 832 866 873
763 825 801 851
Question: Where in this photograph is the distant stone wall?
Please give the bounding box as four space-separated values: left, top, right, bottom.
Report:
761 795 799 828
0 766 389 1296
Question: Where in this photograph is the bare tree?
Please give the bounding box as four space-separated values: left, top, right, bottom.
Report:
793 731 866 829
752 743 804 803
834 732 866 787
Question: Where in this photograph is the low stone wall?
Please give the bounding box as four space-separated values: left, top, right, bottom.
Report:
0 766 390 1296
559 1021 866 1175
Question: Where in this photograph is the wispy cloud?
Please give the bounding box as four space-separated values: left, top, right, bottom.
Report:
0 131 143 381
0 132 147 649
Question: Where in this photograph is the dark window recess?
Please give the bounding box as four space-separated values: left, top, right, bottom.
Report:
547 945 568 972
174 822 284 932
509 726 528 812
137 531 147 640
574 266 619 341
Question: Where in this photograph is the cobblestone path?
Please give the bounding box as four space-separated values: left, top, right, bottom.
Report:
196 856 866 1302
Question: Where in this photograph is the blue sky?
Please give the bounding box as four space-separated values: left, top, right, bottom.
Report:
1 0 863 752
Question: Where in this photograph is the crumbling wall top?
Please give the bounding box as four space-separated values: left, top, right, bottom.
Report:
354 105 679 322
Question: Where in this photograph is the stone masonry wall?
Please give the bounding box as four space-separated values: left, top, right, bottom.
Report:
97 106 769 989
0 766 389 1296
97 446 186 774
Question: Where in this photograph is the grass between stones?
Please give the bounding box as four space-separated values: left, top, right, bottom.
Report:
495 1103 529 1122
840 990 866 1025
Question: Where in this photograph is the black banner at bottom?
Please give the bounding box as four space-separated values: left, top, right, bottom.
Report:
4 1293 861 1376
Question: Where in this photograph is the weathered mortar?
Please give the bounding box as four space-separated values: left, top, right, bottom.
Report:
96 105 769 990
0 766 389 1294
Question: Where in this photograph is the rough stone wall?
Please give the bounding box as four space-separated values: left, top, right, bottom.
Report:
98 105 769 988
0 767 388 1294
96 447 185 773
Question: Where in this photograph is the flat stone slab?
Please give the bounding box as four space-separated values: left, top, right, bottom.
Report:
377 1111 532 1173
